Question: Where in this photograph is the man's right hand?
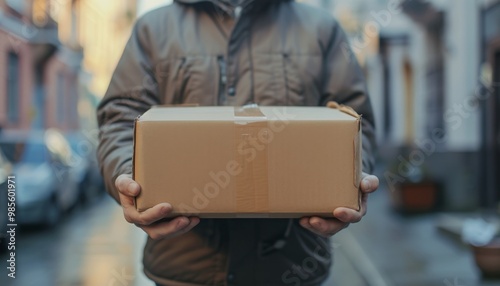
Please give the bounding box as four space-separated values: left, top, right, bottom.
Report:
115 174 200 240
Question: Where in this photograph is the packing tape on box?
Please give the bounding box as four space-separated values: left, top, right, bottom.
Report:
326 101 360 119
234 104 270 214
327 101 363 210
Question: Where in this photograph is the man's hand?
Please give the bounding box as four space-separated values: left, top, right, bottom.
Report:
115 174 200 240
299 173 379 238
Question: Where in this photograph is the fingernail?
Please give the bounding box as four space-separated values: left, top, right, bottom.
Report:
128 182 139 193
161 205 170 215
177 218 189 229
338 213 348 221
300 218 308 226
311 218 321 227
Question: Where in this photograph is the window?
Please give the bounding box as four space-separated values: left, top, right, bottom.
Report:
7 52 20 124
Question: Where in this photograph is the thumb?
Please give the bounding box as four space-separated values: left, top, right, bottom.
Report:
115 174 141 197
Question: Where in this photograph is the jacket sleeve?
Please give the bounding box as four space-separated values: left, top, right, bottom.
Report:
97 18 160 203
319 20 377 174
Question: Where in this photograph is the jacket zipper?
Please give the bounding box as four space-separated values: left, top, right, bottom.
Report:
218 55 227 105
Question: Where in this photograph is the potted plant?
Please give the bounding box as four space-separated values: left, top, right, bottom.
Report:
462 217 500 278
471 237 500 278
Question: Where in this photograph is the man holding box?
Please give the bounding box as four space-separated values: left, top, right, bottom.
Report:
97 0 379 285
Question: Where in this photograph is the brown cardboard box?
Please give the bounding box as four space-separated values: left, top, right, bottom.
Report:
133 103 362 218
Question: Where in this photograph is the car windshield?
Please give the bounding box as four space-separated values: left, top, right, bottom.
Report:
0 141 47 165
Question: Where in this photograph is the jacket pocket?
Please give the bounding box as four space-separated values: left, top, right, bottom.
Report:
252 53 319 106
282 53 305 106
282 53 323 106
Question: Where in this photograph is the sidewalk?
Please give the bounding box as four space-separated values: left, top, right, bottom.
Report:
327 186 500 286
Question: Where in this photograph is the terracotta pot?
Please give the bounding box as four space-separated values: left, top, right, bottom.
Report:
391 181 440 213
471 238 500 277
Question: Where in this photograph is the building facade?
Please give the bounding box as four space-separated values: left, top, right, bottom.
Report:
0 0 81 132
0 0 137 133
302 0 500 211
52 0 137 97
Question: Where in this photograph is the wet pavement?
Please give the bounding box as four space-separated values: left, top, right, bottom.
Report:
0 187 498 286
330 187 500 286
0 196 153 286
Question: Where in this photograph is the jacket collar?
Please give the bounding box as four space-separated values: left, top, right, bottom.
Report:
175 0 254 6
174 0 254 8
174 0 283 16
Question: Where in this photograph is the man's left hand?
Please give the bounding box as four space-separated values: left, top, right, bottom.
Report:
299 172 379 238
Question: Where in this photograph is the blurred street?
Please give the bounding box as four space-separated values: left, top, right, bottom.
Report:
1 180 499 286
0 195 152 286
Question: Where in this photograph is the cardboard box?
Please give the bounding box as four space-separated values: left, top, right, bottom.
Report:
133 103 362 218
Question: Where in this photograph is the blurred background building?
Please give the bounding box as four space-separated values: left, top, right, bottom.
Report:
303 0 500 213
0 0 137 133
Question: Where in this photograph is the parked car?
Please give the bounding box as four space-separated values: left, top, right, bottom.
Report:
0 130 79 226
0 148 12 252
64 132 105 204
